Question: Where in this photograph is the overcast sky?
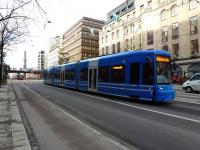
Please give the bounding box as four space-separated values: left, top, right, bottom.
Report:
6 0 125 69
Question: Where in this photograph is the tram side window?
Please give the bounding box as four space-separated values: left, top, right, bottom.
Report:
65 70 70 80
43 72 47 79
50 72 52 79
130 63 139 84
65 69 75 80
111 65 125 83
80 68 88 81
98 66 109 82
47 72 49 79
55 72 60 79
70 69 75 80
142 63 154 85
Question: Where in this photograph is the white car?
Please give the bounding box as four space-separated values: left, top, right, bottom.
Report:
182 73 200 93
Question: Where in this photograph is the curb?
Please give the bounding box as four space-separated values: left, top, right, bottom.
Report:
7 84 32 150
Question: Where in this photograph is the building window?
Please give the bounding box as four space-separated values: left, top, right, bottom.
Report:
106 46 109 54
191 39 199 55
122 7 127 12
116 30 120 38
102 47 104 55
172 23 179 39
190 16 198 35
106 35 108 42
171 5 178 17
147 1 152 9
101 37 104 44
140 5 144 12
133 12 136 18
117 42 120 52
162 26 168 42
147 30 153 45
128 2 134 8
127 14 130 19
131 23 135 33
162 45 168 51
161 10 167 21
173 44 179 57
112 44 115 53
112 32 115 40
189 0 197 10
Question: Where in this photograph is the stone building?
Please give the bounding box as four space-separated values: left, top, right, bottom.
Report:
99 0 200 77
59 17 105 64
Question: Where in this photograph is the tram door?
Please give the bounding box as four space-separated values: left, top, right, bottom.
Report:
88 59 98 92
88 68 97 92
60 67 65 86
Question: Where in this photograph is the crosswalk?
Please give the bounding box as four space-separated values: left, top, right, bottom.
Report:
175 91 200 104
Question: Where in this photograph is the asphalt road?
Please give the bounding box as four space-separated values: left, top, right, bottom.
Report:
12 81 200 150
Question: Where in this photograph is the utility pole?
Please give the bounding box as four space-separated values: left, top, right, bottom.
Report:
23 51 27 78
23 51 27 69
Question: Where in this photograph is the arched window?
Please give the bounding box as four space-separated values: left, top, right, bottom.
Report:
161 10 167 21
171 5 178 17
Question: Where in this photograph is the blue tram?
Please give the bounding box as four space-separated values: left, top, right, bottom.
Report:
43 50 175 102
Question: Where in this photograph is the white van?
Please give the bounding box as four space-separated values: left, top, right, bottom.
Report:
182 73 200 93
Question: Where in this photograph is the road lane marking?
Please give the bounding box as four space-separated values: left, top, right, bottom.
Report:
41 85 200 124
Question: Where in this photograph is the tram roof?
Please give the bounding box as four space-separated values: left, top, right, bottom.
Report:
98 49 170 60
48 50 171 68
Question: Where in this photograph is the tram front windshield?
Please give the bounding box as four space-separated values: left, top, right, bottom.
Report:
156 56 171 84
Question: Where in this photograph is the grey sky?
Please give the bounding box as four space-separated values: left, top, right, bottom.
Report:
6 0 125 69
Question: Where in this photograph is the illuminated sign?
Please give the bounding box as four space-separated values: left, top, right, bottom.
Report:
112 66 123 70
156 56 170 62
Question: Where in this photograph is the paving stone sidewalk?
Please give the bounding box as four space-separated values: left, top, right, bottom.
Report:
0 84 31 150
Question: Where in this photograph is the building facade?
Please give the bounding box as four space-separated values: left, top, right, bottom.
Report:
59 17 105 64
99 0 200 77
48 36 60 67
37 50 45 70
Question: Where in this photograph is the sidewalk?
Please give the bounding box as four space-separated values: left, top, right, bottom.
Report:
0 83 31 150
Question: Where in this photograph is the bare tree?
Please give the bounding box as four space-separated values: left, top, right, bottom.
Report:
0 0 48 87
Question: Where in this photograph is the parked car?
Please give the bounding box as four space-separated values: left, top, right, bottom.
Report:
182 73 200 93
